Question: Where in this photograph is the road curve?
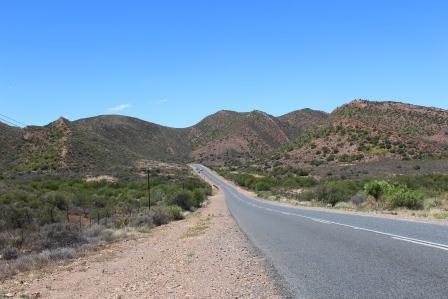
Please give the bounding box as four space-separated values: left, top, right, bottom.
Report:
194 164 448 298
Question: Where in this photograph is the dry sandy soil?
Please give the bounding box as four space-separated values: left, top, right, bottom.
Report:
0 189 281 298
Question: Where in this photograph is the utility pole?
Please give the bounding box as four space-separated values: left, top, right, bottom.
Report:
147 169 151 210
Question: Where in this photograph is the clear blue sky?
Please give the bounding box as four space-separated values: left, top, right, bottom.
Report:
1 0 447 127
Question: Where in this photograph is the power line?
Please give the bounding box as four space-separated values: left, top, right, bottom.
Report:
0 116 19 127
0 113 26 127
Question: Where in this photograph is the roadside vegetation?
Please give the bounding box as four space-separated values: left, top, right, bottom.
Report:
0 169 211 280
214 165 448 217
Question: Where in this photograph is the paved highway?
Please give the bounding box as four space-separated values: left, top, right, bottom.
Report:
194 164 448 298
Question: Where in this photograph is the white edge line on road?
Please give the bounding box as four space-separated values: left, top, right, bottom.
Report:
222 176 448 252
198 166 448 252
392 237 448 251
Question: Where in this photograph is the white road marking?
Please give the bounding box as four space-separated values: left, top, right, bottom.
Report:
392 237 448 251
200 169 448 253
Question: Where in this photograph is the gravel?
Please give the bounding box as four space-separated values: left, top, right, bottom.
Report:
1 189 281 298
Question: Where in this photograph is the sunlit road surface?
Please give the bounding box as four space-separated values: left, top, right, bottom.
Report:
195 164 448 298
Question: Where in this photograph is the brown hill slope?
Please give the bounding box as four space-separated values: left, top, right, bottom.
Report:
2 100 446 176
6 116 192 175
273 100 448 169
0 122 24 173
0 108 324 175
190 110 301 163
277 108 329 139
188 109 327 164
73 115 191 163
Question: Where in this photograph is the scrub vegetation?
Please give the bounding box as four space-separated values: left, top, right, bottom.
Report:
215 165 448 215
0 168 211 280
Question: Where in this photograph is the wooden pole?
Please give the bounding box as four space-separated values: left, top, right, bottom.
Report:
147 170 151 210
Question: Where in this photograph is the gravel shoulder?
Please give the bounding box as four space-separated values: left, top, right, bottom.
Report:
1 188 281 298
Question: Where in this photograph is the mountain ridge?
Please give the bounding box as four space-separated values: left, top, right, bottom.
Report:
1 99 447 176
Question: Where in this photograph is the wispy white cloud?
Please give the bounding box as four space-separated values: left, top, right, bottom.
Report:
108 103 131 111
153 99 169 104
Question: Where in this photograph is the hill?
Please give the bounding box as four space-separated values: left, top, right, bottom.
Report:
265 100 448 175
188 109 326 164
277 108 329 139
0 122 24 173
1 99 447 177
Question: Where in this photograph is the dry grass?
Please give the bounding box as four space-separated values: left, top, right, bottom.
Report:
0 247 79 280
182 217 211 239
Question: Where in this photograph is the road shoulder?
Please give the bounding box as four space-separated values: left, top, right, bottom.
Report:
1 189 281 298
205 167 448 226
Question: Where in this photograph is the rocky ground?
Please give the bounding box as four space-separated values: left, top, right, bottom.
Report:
0 188 281 298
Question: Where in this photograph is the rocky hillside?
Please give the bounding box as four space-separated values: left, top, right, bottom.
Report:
73 115 191 164
0 123 23 173
188 109 327 163
1 99 447 176
1 116 192 175
277 108 329 139
271 100 448 169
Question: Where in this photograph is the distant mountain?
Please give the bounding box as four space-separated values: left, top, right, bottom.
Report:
1 99 447 176
188 109 325 163
277 109 329 139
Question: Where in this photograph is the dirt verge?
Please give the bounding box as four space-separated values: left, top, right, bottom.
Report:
1 188 281 298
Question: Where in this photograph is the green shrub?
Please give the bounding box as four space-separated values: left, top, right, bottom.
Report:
364 180 391 199
385 185 423 209
192 189 206 207
294 177 318 187
364 180 424 209
316 180 361 206
253 181 271 191
295 190 316 201
169 190 194 210
149 206 172 226
167 205 184 220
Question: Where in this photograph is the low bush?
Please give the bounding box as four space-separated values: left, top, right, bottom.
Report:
253 181 271 191
395 175 448 192
0 172 211 280
169 190 194 210
350 192 367 206
386 187 424 209
98 229 117 242
0 247 80 280
364 180 391 199
83 224 107 240
316 180 360 206
226 172 316 192
132 214 154 228
364 180 424 209
149 206 172 226
192 189 208 207
423 197 444 210
167 205 184 220
37 223 86 250
295 190 316 201
1 247 18 260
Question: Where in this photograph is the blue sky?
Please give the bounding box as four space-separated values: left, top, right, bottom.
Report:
1 0 447 127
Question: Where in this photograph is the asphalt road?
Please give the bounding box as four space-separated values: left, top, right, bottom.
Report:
194 164 448 298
